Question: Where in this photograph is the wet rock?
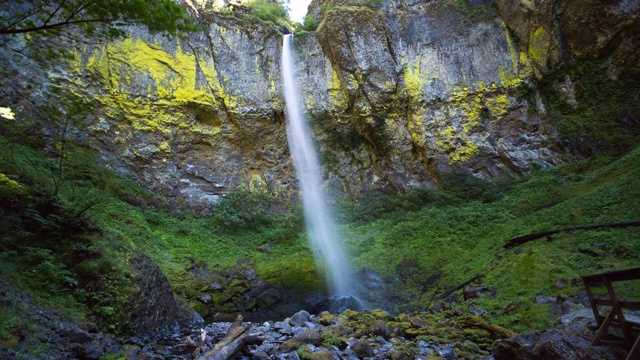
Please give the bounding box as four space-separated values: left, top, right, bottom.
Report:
329 296 363 313
304 291 331 315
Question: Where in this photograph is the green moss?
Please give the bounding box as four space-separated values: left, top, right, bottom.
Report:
541 59 640 154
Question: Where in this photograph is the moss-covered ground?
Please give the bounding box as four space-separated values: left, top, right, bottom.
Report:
1 116 640 350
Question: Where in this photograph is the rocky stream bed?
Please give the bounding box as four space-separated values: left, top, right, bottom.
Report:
1 287 632 360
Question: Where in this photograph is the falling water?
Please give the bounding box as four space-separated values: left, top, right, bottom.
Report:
281 34 354 298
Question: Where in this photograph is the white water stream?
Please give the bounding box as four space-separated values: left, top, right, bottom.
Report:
281 34 354 297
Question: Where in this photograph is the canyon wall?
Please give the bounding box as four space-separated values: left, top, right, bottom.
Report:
1 0 638 208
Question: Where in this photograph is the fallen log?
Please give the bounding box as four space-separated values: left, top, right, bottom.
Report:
198 315 265 360
437 274 482 300
503 221 640 249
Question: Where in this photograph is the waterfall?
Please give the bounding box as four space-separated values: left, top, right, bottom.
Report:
281 34 354 298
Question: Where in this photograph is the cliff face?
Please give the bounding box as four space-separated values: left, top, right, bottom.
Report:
1 0 638 207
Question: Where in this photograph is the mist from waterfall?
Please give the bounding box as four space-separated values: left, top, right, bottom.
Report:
281 34 354 298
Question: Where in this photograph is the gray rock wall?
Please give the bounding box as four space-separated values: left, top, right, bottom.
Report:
1 0 638 207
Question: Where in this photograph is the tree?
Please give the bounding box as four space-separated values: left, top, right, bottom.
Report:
0 0 198 37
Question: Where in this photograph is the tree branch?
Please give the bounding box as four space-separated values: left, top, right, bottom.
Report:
0 17 113 34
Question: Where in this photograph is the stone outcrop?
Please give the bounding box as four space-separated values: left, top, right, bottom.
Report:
1 0 638 207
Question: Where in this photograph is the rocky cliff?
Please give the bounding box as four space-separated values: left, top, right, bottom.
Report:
1 0 638 208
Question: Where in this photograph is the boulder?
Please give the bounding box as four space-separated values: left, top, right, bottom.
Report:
289 310 311 327
350 339 374 359
304 291 331 315
292 329 322 346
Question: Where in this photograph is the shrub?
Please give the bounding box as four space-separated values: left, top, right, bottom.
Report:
300 15 318 31
210 189 276 232
247 0 290 31
441 171 504 203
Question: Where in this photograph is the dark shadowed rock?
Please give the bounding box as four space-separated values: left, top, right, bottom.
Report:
494 323 627 360
70 343 103 360
67 328 94 344
304 290 331 315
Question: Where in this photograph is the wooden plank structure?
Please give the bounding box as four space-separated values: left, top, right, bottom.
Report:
582 267 640 360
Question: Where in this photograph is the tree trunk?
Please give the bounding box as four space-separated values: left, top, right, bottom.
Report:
198 315 265 360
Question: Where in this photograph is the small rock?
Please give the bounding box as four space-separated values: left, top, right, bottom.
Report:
469 307 487 316
515 247 525 255
552 279 567 289
591 243 609 250
274 321 293 335
571 278 583 286
197 294 213 304
463 286 488 300
438 346 458 360
535 295 558 304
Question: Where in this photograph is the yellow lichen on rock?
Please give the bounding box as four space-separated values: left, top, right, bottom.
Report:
329 70 348 109
436 125 479 163
528 26 550 67
79 37 231 139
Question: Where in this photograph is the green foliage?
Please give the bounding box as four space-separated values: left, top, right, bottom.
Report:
319 2 336 19
210 189 277 233
441 171 506 203
0 0 198 37
541 59 640 155
446 0 497 21
339 146 640 330
297 15 318 32
246 0 291 33
363 0 383 9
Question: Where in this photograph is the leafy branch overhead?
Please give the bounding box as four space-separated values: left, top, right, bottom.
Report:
0 0 198 37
